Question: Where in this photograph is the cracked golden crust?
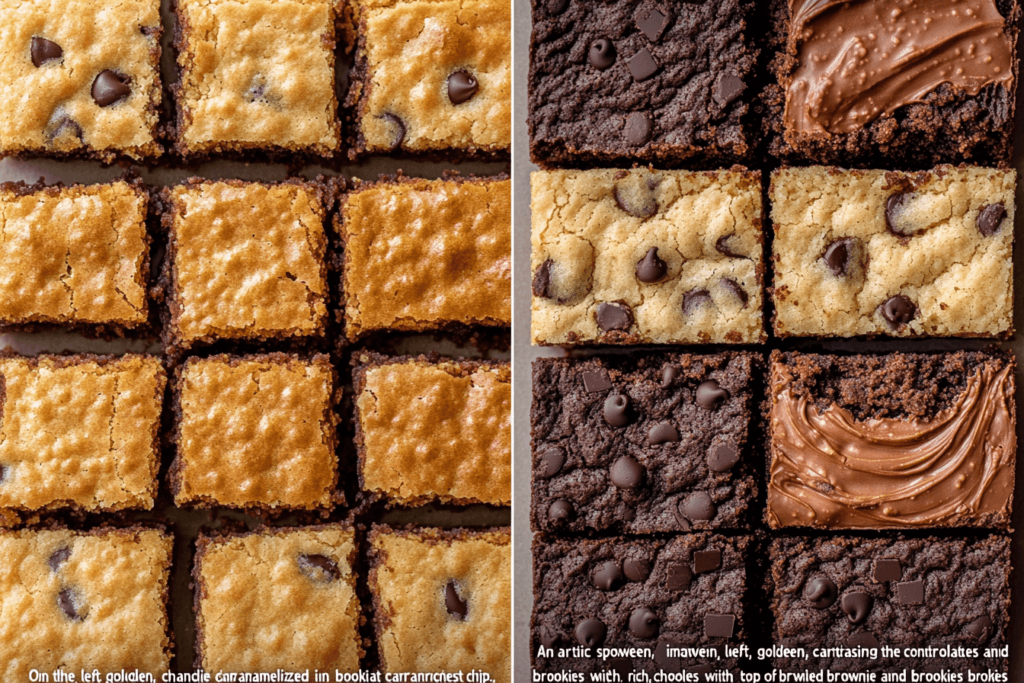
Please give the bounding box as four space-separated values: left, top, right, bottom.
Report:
771 166 1015 338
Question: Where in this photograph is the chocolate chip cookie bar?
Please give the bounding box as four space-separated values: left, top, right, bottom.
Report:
765 0 1019 167
173 0 343 158
337 175 511 340
0 179 150 334
0 527 172 679
368 526 511 683
532 168 765 345
532 534 749 677
0 0 163 161
162 178 329 352
532 353 760 534
194 524 363 674
771 166 1015 338
767 350 1016 530
349 0 511 157
170 353 340 511
770 535 1009 674
353 353 511 507
529 0 759 167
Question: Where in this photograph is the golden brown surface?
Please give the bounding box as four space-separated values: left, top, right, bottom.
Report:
197 526 362 673
0 355 165 515
339 177 511 338
356 357 511 505
0 528 172 679
175 356 337 509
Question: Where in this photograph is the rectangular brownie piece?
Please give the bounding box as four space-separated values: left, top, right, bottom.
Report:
771 166 1015 338
767 349 1016 530
194 524 363 674
352 352 511 506
532 352 760 534
770 535 1009 674
532 534 749 678
0 527 173 678
336 175 511 340
532 168 765 345
529 0 759 168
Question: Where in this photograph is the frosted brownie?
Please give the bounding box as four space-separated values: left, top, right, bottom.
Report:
532 353 760 534
162 179 329 351
349 0 511 157
0 527 172 679
770 535 1009 674
369 526 511 683
0 0 163 161
0 179 149 334
337 175 511 340
170 353 340 511
0 354 165 524
765 0 1019 167
532 534 748 677
353 353 511 507
771 166 1015 338
767 350 1016 530
532 168 764 345
173 0 343 158
194 524 363 674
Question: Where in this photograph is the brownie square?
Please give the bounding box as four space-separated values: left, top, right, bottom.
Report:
767 350 1016 530
532 352 760 534
194 524 363 674
173 0 343 158
0 0 163 161
162 178 329 351
0 527 172 678
348 0 511 157
170 353 340 511
529 0 760 168
368 525 511 683
353 352 511 507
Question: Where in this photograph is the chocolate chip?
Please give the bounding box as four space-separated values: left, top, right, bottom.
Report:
532 259 553 299
609 455 644 488
624 558 651 582
693 550 721 574
603 394 633 427
58 588 85 621
536 446 565 478
721 278 748 307
848 632 879 648
31 37 63 67
713 73 744 106
966 615 994 642
873 559 901 583
647 422 679 445
379 113 406 151
623 112 652 145
547 0 569 14
666 562 692 591
823 238 856 277
575 619 607 647
696 380 729 410
897 580 924 605
595 302 633 332
880 295 916 329
582 370 612 393
49 547 71 572
297 554 340 582
629 607 660 638
45 115 83 144
885 193 915 236
594 561 624 590
91 70 131 107
447 70 478 105
614 176 657 216
0 464 7 484
679 492 716 521
977 203 1006 236
589 39 616 69
707 443 739 472
627 48 659 82
841 592 873 625
704 614 734 638
636 247 668 283
804 577 838 609
548 500 573 527
715 235 744 258
682 289 712 315
635 7 670 41
444 580 468 619
660 365 677 388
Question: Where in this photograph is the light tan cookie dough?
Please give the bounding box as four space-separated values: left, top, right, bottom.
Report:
531 168 765 345
353 0 511 155
195 525 363 674
771 166 1015 338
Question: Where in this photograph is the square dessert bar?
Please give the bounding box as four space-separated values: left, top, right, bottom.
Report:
532 168 765 345
766 0 1019 167
173 0 343 158
0 0 163 161
353 353 511 506
349 0 511 157
194 524 363 674
529 0 759 168
767 350 1016 530
532 534 749 677
770 535 1009 674
0 527 172 679
0 354 165 525
0 179 150 334
170 353 340 511
163 178 329 351
771 166 1015 338
337 175 511 340
532 352 760 534
369 526 510 683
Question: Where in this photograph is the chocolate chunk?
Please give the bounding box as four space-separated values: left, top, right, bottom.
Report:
548 500 573 527
660 365 677 388
721 278 748 307
594 561 624 590
679 491 716 521
682 288 712 315
614 176 657 216
379 113 406 151
872 559 901 583
589 39 616 69
575 619 607 647
840 592 873 625
707 442 739 472
977 203 1006 236
623 112 652 144
880 295 916 329
603 394 633 427
532 259 554 299
582 370 612 393
897 580 924 605
536 446 565 478
823 238 856 277
445 580 468 619
848 632 879 648
966 615 994 642
629 607 660 638
647 422 679 445
666 562 692 591
696 380 729 410
58 588 84 621
48 547 71 572
297 554 340 582
885 193 916 237
447 70 478 105
595 302 633 332
713 73 744 106
610 455 644 488
91 70 131 107
693 549 721 574
704 614 734 638
803 577 838 609
635 7 670 41
635 247 668 283
715 235 744 258
547 0 569 14
31 37 63 67
627 48 659 82
624 558 651 582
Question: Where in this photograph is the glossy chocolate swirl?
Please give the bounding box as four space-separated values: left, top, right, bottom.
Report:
768 363 1015 528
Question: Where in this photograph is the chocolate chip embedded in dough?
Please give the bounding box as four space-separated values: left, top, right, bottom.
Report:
589 39 616 69
447 70 479 105
91 70 131 107
31 37 63 67
444 580 468 619
297 554 341 582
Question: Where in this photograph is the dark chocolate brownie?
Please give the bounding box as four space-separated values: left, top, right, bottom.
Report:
770 535 1010 674
529 0 760 168
531 352 760 534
